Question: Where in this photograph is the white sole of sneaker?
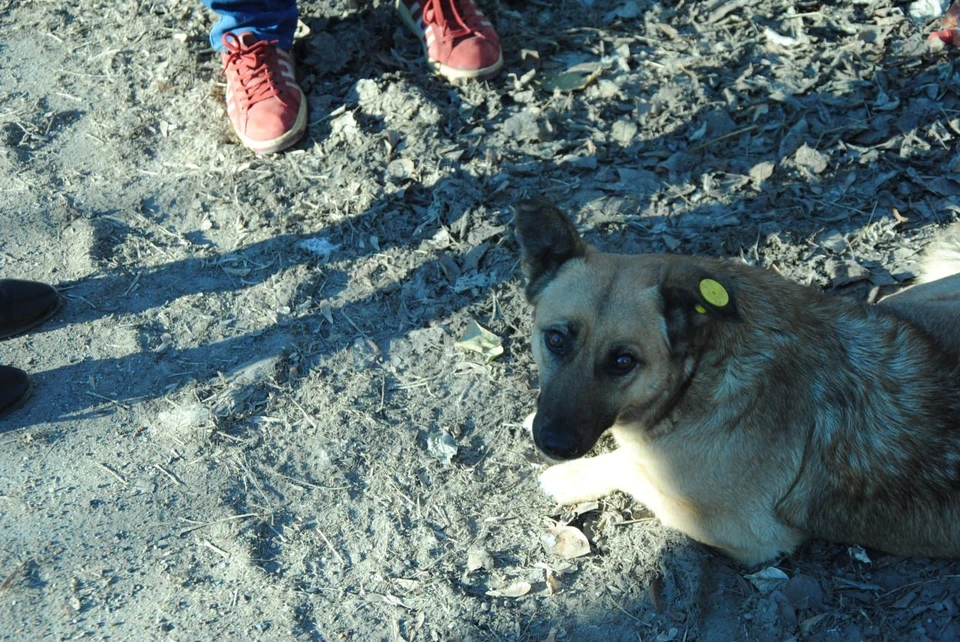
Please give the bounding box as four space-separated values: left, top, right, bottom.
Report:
395 0 503 81
236 87 309 155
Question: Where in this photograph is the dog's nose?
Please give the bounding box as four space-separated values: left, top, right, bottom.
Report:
537 431 580 460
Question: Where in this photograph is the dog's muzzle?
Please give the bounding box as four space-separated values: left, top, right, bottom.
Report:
535 428 583 460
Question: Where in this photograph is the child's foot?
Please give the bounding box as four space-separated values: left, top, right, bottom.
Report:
220 32 307 154
396 0 503 80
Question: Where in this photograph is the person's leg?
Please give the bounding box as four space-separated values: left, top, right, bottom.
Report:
201 0 299 51
0 366 30 419
0 280 61 419
201 0 307 154
0 279 61 339
396 0 502 80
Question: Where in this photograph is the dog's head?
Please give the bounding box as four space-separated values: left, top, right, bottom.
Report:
515 199 741 460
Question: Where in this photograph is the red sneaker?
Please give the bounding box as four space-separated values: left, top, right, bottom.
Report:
396 0 503 81
220 32 307 154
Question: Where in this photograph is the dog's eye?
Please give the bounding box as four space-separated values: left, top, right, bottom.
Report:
611 354 636 374
544 330 566 355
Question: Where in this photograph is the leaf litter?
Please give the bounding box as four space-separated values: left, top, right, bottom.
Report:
3 0 960 640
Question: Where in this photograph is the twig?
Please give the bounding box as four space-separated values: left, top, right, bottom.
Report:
123 272 142 296
689 125 757 152
340 309 368 338
288 397 318 430
179 512 261 537
0 560 29 593
608 593 652 627
317 529 345 566
154 463 185 486
200 539 230 558
98 463 127 485
86 390 131 410
274 472 350 491
880 575 960 598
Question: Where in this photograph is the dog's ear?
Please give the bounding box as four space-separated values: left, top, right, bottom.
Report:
514 199 588 301
660 270 741 356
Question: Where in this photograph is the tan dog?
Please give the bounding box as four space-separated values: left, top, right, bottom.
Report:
515 199 960 565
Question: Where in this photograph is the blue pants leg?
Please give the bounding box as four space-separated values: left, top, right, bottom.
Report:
201 0 299 51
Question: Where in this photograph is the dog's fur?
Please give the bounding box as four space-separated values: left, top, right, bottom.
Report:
516 199 960 565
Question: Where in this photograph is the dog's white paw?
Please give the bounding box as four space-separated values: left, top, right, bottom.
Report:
539 461 606 505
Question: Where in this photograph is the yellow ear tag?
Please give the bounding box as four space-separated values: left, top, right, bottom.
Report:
699 279 729 308
695 304 707 314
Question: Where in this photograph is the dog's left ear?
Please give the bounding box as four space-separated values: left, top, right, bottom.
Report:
660 272 741 356
514 199 588 302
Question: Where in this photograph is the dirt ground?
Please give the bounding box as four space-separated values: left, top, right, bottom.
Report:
2 0 960 639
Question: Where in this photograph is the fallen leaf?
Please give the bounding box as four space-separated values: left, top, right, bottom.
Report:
826 259 871 287
221 266 251 277
466 547 494 573
543 63 602 93
541 523 591 559
485 581 531 598
817 230 847 253
426 431 458 465
649 573 664 612
455 319 504 363
744 567 789 594
800 613 828 635
848 545 872 565
546 573 562 595
319 300 334 325
572 501 600 517
749 161 775 185
533 561 577 575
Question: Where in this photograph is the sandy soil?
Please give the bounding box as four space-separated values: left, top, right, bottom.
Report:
2 0 960 639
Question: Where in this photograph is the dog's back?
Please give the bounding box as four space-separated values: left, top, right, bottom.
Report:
778 225 960 557
880 225 960 357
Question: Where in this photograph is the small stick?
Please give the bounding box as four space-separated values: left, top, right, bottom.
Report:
689 125 757 152
86 390 131 410
123 272 142 297
0 560 29 593
98 463 127 485
179 512 260 537
288 397 318 430
340 309 368 338
274 472 350 491
316 529 345 566
200 539 230 558
154 463 185 486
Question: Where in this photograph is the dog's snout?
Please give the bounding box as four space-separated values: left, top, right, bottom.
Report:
537 430 580 460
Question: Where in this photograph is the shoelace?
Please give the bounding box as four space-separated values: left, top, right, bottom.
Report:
222 33 285 107
424 0 486 43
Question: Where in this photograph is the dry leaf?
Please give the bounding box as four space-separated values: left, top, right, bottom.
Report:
744 567 789 593
466 547 494 573
426 431 458 465
546 573 562 595
543 63 602 93
848 545 872 565
485 581 531 598
533 561 577 576
455 319 504 363
221 266 251 277
541 523 591 559
319 300 334 325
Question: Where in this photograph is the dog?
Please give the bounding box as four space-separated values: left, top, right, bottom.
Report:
515 198 960 565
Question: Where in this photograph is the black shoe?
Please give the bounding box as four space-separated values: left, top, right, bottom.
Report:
0 366 31 418
0 279 61 339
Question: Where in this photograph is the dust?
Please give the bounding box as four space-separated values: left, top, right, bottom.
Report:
1 0 960 640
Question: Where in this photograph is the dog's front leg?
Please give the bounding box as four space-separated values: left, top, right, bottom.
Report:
539 450 629 505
